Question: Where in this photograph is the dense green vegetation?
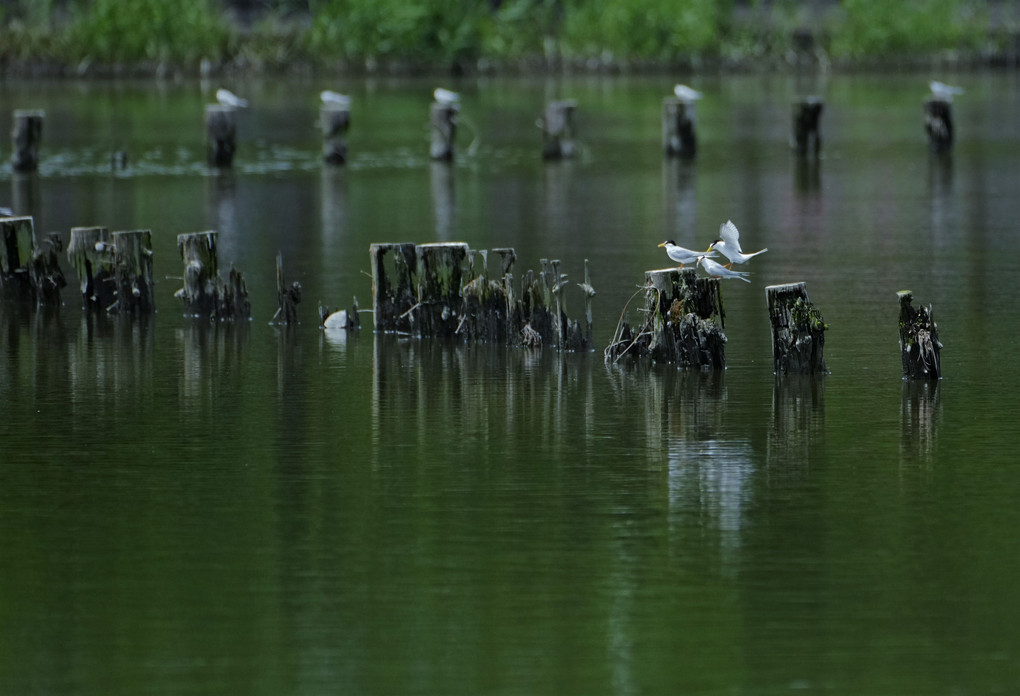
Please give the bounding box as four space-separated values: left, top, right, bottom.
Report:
0 0 1001 74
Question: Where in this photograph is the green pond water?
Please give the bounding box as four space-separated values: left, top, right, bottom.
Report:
2 73 1020 695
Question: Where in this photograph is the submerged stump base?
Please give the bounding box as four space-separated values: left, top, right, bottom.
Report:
370 242 594 351
766 282 828 374
898 290 942 380
605 268 726 368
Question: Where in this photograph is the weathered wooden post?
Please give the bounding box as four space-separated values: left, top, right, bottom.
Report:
663 98 697 158
792 97 823 157
274 251 302 325
430 101 458 161
897 290 942 380
605 268 725 367
205 105 237 167
0 216 36 301
30 232 66 306
11 109 44 172
67 226 116 311
924 98 953 153
416 242 468 337
320 103 350 165
370 242 418 333
111 229 155 314
540 100 577 160
766 282 827 374
175 231 250 320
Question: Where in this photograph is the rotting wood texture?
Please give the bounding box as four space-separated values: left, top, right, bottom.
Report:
766 282 828 375
898 290 942 380
175 231 250 321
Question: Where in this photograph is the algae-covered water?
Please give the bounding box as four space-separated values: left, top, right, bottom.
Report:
2 73 1020 695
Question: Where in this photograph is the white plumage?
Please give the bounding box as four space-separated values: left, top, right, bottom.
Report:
320 90 351 106
216 88 248 108
929 81 963 102
709 220 767 267
673 84 702 101
698 255 751 283
433 87 460 106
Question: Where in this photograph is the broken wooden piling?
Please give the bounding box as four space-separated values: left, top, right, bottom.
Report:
663 98 697 158
924 98 953 153
1 215 65 305
274 252 302 325
205 105 237 167
540 100 577 160
897 290 942 380
604 268 725 368
320 103 350 165
792 98 823 157
429 102 458 161
111 229 155 314
370 241 593 351
175 231 250 320
11 109 44 172
766 282 827 374
67 226 116 311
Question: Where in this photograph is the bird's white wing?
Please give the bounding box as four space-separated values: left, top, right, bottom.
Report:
719 220 743 253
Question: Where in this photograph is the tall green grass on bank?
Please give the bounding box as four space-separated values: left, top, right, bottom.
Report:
0 0 1001 74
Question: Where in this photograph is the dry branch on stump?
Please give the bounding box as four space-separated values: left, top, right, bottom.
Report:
604 268 726 368
898 290 942 380
766 282 828 375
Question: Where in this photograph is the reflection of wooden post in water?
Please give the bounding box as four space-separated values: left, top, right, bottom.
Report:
792 98 823 157
67 226 116 311
924 98 953 153
604 268 725 368
430 102 457 161
1 216 65 304
11 110 44 172
275 251 302 325
205 105 237 167
540 100 577 160
175 231 250 320
663 98 697 158
111 229 155 314
901 381 940 462
766 282 827 374
320 104 350 165
897 290 942 380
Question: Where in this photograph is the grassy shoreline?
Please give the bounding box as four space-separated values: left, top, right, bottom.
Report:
0 0 1011 78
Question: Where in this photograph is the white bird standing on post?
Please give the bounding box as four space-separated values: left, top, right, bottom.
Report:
320 90 351 106
708 220 768 268
433 87 460 107
216 88 248 108
929 80 963 102
673 84 702 101
698 255 751 283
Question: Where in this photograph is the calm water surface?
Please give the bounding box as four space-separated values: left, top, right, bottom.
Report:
2 73 1020 695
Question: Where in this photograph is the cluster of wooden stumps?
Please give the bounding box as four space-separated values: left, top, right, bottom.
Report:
370 242 594 351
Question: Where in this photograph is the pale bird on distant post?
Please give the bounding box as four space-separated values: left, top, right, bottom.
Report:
320 90 351 106
673 84 702 101
929 81 963 102
216 88 248 108
708 220 768 269
433 87 460 107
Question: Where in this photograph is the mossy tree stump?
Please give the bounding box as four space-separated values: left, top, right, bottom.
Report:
540 100 577 160
924 98 953 153
766 282 827 374
370 242 418 333
605 268 725 368
11 109 44 173
663 98 697 158
176 231 250 321
898 290 942 380
792 98 823 157
111 229 155 314
67 226 116 311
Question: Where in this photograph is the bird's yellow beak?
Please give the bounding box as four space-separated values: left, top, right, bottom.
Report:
657 241 666 248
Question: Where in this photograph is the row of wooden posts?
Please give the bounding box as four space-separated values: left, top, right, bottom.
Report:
8 93 956 173
1 213 942 380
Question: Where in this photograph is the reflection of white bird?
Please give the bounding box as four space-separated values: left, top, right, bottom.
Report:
216 88 248 108
698 255 751 283
673 84 702 101
929 80 963 102
709 220 767 268
659 240 715 268
320 90 351 106
433 87 460 106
